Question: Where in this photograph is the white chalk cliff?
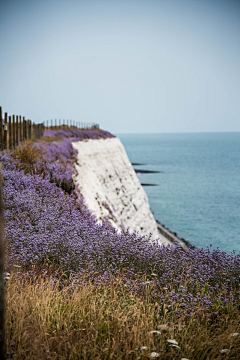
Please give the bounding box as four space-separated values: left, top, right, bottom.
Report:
72 137 171 245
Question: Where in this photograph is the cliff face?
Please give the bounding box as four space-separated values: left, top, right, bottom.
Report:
72 137 171 245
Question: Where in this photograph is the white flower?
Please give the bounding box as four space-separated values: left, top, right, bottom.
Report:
148 352 160 358
135 346 148 351
220 349 229 354
167 339 178 345
4 272 10 281
149 330 161 335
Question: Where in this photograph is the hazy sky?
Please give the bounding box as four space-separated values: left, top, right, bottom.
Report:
0 0 240 133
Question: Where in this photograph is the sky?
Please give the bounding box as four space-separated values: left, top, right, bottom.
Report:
0 0 240 134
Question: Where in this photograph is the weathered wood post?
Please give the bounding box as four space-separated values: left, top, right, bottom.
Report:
23 117 25 140
3 113 7 150
38 124 40 139
0 107 2 151
0 161 6 359
12 115 15 149
16 116 19 146
19 116 22 143
24 118 27 140
28 120 31 140
9 116 12 150
26 120 28 140
23 117 26 140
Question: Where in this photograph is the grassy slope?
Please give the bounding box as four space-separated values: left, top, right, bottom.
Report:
2 132 240 359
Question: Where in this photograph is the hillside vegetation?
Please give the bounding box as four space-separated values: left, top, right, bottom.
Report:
1 130 240 359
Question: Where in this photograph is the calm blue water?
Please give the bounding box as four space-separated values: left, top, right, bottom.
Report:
117 133 240 253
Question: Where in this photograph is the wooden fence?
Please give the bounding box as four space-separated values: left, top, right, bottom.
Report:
44 119 99 130
0 106 44 151
0 106 100 151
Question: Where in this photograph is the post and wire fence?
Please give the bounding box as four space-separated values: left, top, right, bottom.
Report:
0 106 43 151
44 118 99 130
0 106 100 151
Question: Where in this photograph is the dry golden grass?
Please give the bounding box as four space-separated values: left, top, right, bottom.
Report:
5 269 240 360
41 136 62 143
10 141 42 175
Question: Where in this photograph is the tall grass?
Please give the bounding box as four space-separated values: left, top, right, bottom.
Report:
5 269 240 359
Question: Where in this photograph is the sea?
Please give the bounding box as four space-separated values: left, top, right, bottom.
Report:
117 132 240 254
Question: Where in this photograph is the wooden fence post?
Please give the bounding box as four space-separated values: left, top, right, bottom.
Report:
22 118 24 140
0 164 6 359
12 115 15 149
9 116 12 150
22 117 24 141
16 116 19 146
4 113 7 150
23 117 26 140
0 107 2 151
24 118 26 140
28 120 31 140
19 116 22 143
26 120 29 139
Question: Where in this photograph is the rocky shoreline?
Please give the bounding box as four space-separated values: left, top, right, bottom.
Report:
156 220 193 250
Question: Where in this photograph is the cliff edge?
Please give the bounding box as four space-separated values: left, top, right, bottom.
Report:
72 137 173 245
